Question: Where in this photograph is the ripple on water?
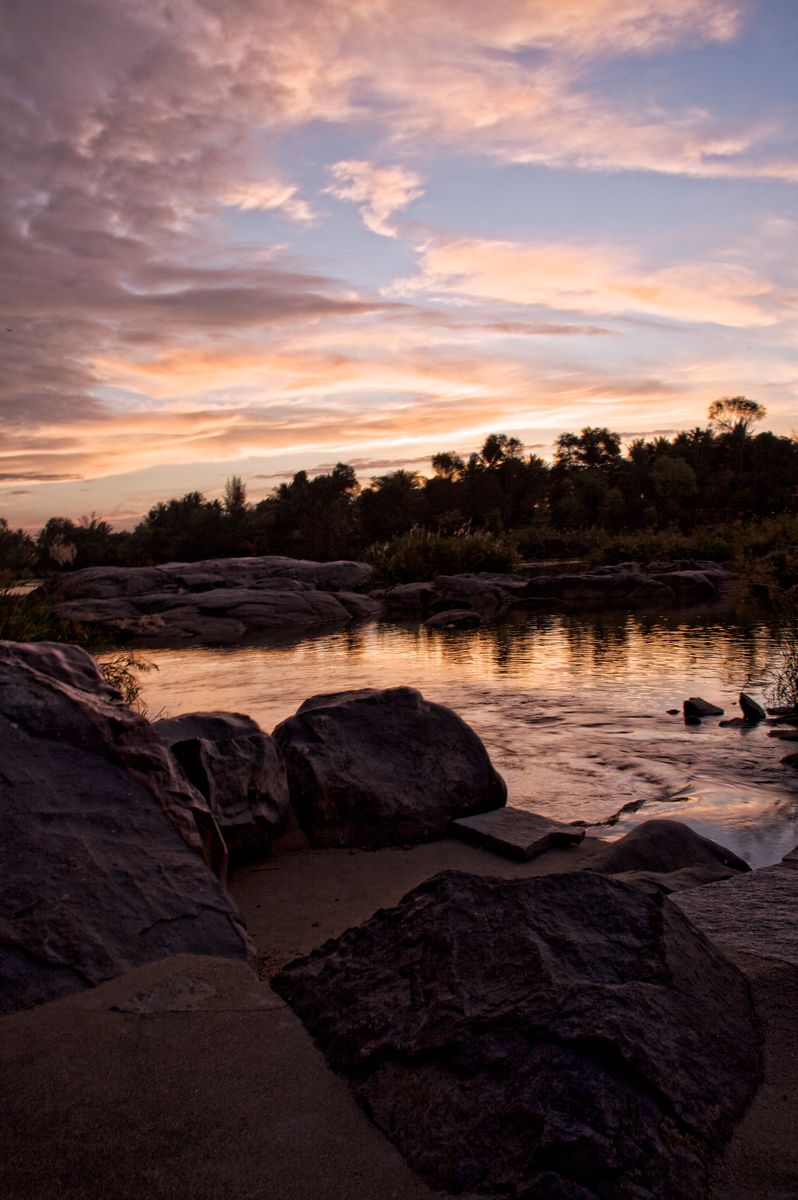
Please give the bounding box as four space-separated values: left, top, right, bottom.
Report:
130 606 798 866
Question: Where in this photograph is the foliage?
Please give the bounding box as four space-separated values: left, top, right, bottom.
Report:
98 652 156 709
366 527 520 584
766 596 798 710
0 584 69 643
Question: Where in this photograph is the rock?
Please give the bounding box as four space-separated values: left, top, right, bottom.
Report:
157 712 291 863
683 697 724 717
768 729 798 740
522 572 676 611
740 692 767 723
672 864 798 968
49 556 373 645
333 591 381 619
0 641 253 1013
782 752 798 768
274 870 761 1200
155 711 261 743
685 714 702 726
428 574 509 617
609 865 746 896
273 687 507 848
383 581 433 617
720 717 748 727
666 708 680 715
649 571 717 603
589 819 750 876
422 609 482 629
450 806 585 860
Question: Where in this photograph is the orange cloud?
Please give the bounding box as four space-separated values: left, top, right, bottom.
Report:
394 236 777 327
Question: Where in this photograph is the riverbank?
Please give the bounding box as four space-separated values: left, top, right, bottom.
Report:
3 836 797 1199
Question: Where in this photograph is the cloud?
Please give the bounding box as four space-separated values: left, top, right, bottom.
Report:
393 235 778 327
222 181 317 224
326 161 424 236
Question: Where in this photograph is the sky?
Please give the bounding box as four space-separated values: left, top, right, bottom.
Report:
2 0 797 530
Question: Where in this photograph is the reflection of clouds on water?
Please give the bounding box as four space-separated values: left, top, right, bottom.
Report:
133 606 797 867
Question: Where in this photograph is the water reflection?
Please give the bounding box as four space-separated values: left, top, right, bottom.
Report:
133 605 797 867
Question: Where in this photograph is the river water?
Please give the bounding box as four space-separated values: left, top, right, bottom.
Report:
134 606 798 868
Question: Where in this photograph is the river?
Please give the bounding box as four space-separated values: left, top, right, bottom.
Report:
133 604 798 868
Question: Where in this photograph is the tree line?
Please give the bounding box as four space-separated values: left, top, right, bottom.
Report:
2 397 797 574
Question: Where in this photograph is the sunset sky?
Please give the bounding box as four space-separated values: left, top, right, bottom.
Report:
2 0 797 530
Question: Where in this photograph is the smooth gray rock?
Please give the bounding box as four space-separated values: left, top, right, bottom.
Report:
683 696 724 717
451 806 584 860
49 556 373 644
0 641 252 1013
740 692 767 723
428 574 509 617
273 686 507 848
590 819 750 877
672 864 798 967
274 870 760 1200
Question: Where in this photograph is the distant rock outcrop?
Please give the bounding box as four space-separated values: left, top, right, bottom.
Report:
274 869 761 1200
0 641 253 1013
47 556 375 645
273 686 507 847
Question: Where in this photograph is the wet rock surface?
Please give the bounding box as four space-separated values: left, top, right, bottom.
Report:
0 642 252 1013
274 686 507 847
274 869 761 1200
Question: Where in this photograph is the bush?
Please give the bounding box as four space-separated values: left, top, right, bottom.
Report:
366 526 520 584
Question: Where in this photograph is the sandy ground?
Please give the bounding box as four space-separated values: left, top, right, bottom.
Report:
2 836 797 1199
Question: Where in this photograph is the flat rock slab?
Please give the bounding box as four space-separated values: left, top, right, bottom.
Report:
450 806 584 860
672 864 798 967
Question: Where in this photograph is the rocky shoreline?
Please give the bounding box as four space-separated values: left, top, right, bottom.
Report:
39 553 741 645
2 635 796 1199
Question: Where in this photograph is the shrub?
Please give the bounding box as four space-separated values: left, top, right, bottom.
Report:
366 526 520 584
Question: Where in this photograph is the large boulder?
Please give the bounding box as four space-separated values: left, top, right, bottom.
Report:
155 711 291 862
273 686 507 847
274 870 761 1200
0 642 252 1013
672 863 798 968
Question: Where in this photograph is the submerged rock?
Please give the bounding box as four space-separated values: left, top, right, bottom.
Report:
422 608 482 629
740 692 767 724
683 697 724 718
274 869 761 1200
0 642 252 1013
273 686 506 847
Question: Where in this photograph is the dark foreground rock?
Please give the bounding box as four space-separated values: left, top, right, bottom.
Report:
274 870 761 1200
672 862 798 968
155 711 291 863
274 687 507 847
0 642 252 1012
740 692 767 724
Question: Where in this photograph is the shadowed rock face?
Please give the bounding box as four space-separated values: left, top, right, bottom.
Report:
155 711 291 863
274 686 507 848
0 642 253 1013
274 870 761 1200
